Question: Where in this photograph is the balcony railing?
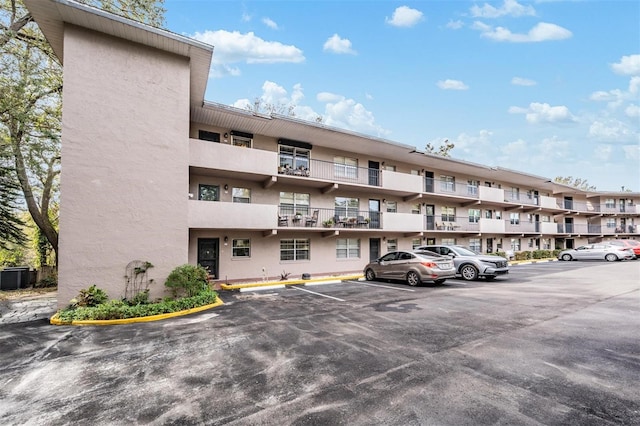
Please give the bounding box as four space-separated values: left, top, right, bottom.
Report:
278 157 382 186
277 207 383 229
425 179 480 199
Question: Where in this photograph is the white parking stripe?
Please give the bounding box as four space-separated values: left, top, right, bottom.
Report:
291 286 346 301
353 281 417 292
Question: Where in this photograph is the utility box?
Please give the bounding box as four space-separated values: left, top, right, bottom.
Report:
0 267 30 291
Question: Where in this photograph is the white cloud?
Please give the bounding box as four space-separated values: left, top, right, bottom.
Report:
191 30 304 77
511 77 537 86
470 0 536 18
446 20 464 30
611 54 640 76
262 17 278 30
623 144 640 162
589 119 636 142
594 144 613 161
509 102 576 124
317 92 342 103
323 34 357 55
322 96 390 137
437 79 469 90
475 22 572 43
626 104 640 118
386 6 424 28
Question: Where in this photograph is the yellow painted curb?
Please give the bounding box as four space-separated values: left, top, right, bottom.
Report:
50 297 224 326
220 274 364 291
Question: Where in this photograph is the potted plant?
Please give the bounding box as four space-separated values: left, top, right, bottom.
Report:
322 219 334 228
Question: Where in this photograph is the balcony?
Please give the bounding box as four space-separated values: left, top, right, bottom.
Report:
505 220 538 233
425 179 480 199
189 200 278 230
278 157 381 186
277 207 382 229
190 139 277 176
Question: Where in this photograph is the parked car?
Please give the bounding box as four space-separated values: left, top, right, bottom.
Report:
557 244 635 262
416 245 509 281
606 239 640 258
364 250 456 286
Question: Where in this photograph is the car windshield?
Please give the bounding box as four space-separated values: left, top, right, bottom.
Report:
452 246 479 256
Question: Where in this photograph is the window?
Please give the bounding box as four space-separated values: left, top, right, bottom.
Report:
198 184 219 201
279 145 310 173
231 135 252 148
542 239 551 250
386 201 397 213
232 188 251 203
412 238 422 249
468 209 481 223
510 238 521 251
469 238 481 252
232 239 250 258
411 204 421 214
410 169 420 175
605 199 615 208
386 239 397 251
280 192 310 215
336 238 360 259
441 238 456 245
508 187 520 201
198 130 220 142
441 207 456 222
467 180 479 195
606 218 616 229
440 175 455 192
510 213 520 225
484 210 493 219
542 215 551 222
384 165 396 171
496 211 502 220
334 156 358 179
280 239 310 261
335 197 359 218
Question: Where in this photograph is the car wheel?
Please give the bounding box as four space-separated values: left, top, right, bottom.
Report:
605 253 618 262
561 254 572 261
460 264 479 281
434 279 446 285
485 276 496 281
406 271 421 286
365 268 376 281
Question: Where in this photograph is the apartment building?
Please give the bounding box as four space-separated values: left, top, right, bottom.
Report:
26 0 639 306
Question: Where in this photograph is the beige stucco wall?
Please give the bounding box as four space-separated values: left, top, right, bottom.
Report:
58 26 190 307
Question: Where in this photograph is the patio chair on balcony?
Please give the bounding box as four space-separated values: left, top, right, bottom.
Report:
333 215 346 228
305 210 319 227
357 215 368 227
278 215 288 226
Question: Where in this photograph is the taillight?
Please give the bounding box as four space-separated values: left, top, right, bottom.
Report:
421 262 437 268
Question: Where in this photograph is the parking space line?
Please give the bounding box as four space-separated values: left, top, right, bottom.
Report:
351 281 417 292
291 286 346 301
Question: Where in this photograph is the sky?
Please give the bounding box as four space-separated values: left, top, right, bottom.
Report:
164 0 640 192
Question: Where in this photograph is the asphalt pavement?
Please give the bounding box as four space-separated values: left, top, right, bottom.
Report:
0 261 639 425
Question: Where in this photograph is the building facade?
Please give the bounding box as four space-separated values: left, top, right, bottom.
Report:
26 0 640 307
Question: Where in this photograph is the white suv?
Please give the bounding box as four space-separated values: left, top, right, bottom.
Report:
416 245 509 281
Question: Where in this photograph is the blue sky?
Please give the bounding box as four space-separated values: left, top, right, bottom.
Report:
165 0 640 192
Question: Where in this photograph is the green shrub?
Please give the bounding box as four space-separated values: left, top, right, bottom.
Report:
165 264 209 297
36 275 58 288
56 288 218 323
127 289 150 306
76 285 109 307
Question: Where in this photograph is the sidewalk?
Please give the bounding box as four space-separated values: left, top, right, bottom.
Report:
0 291 58 325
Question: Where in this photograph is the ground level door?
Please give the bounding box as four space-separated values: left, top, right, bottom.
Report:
369 238 381 261
198 238 219 279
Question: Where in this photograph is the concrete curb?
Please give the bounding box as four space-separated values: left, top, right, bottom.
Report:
49 297 225 326
221 274 364 291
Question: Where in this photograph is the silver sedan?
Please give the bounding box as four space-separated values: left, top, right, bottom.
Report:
558 244 635 262
364 250 456 286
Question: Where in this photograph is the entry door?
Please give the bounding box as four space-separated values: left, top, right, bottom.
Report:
564 196 573 210
368 161 380 186
424 171 434 193
369 199 381 229
198 239 219 279
369 238 381 261
486 238 494 253
425 204 435 230
564 218 574 233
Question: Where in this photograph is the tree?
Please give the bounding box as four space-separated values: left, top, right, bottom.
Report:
424 139 454 157
0 0 166 264
554 176 597 191
245 97 324 123
0 164 25 248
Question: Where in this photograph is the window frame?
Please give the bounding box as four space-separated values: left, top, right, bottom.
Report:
232 187 251 203
336 238 360 259
198 184 219 201
232 238 251 258
280 238 310 261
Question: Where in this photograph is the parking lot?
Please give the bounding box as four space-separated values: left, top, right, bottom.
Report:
1 261 639 425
